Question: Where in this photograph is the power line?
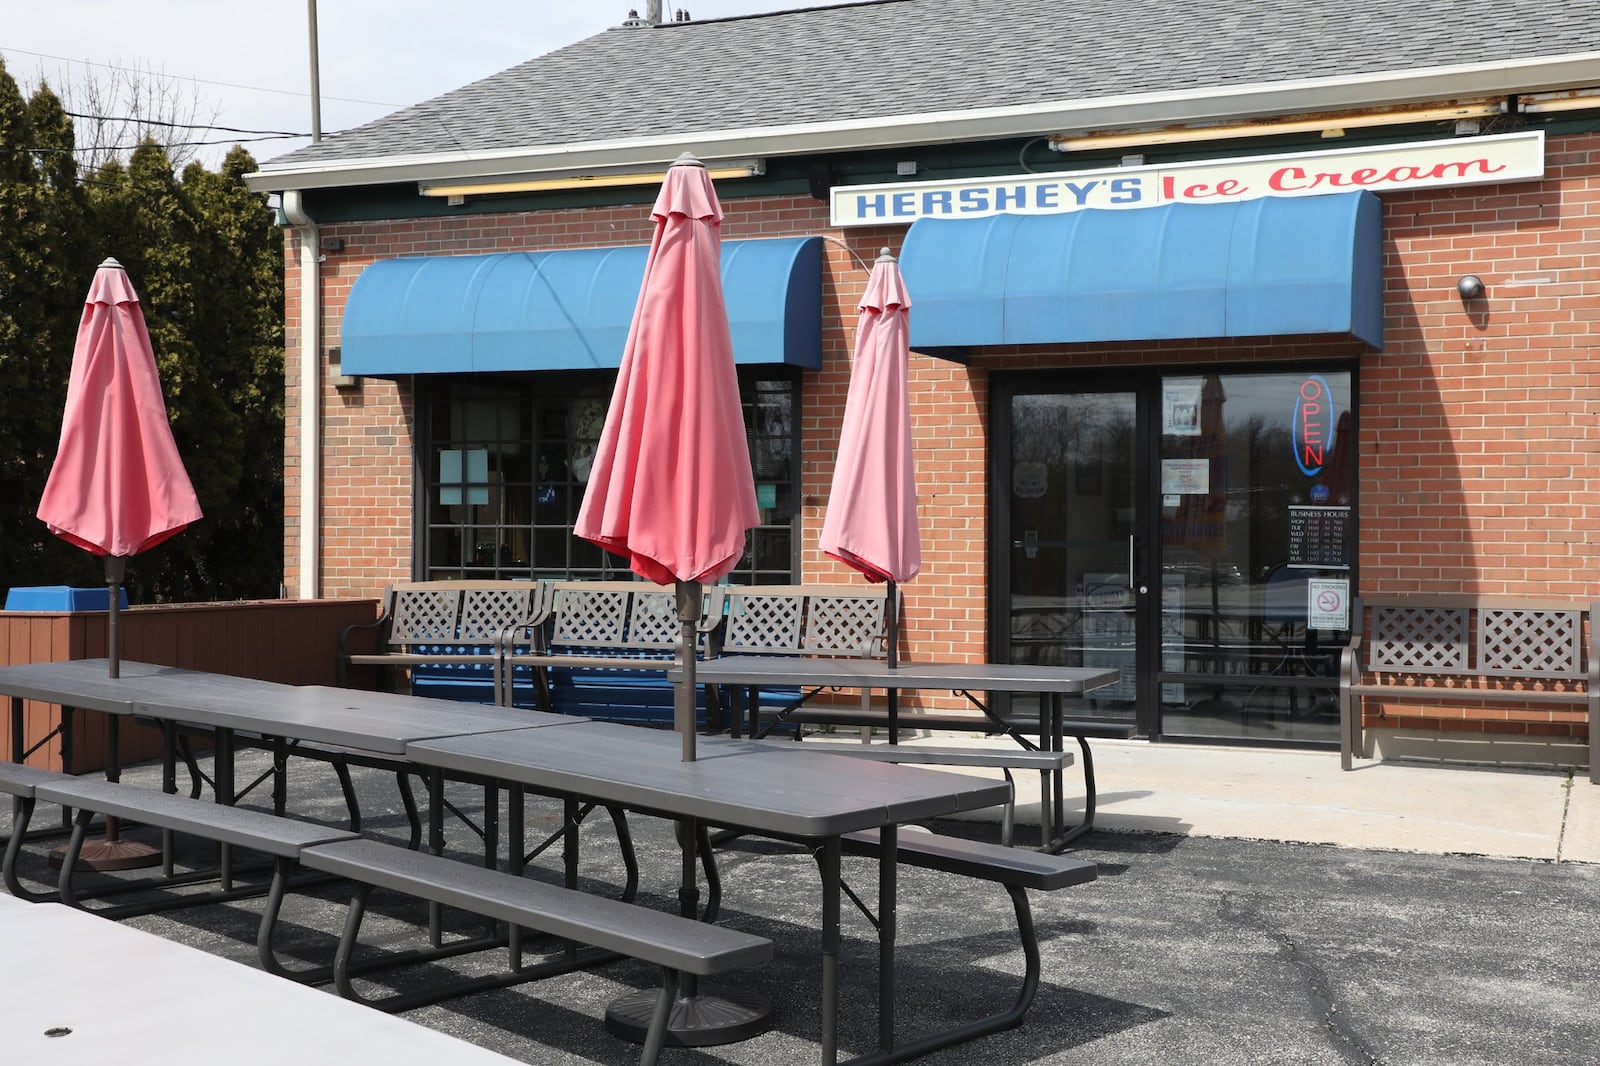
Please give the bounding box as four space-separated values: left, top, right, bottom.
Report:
62 109 305 137
0 45 401 108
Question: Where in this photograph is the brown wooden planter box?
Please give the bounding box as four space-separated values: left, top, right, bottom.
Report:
1 598 380 773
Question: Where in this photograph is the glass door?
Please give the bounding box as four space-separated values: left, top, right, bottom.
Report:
1156 370 1352 744
995 383 1150 728
994 368 1354 746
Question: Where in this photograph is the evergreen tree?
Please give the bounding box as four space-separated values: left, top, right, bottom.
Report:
0 61 285 604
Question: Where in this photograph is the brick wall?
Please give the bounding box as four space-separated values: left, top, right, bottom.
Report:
283 132 1600 736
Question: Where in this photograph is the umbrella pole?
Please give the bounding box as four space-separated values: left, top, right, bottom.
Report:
53 555 160 871
885 579 900 744
106 555 125 679
605 580 772 1048
674 581 702 763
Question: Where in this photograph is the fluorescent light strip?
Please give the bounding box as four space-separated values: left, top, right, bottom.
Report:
1518 89 1600 114
1049 102 1506 152
420 160 764 198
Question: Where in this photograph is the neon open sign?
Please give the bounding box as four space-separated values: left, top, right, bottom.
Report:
1293 375 1336 477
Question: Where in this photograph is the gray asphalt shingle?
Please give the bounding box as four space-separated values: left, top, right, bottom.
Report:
266 0 1600 168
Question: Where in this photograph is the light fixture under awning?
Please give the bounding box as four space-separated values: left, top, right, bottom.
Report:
900 191 1383 356
341 235 823 376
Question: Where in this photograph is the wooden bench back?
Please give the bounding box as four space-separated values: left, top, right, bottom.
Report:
1354 595 1597 682
718 584 894 659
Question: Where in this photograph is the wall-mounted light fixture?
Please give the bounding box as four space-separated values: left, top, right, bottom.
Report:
1457 274 1485 300
1048 100 1506 152
418 158 765 199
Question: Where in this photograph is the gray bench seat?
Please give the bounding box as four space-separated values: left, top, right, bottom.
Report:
300 836 772 1064
788 705 1137 739
1 765 358 917
843 826 1097 888
818 744 1071 846
790 709 1136 849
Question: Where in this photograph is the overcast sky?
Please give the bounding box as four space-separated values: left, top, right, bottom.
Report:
2 1 859 169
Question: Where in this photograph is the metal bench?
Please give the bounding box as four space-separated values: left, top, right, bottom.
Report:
838 826 1097 1057
1339 595 1598 781
338 579 547 699
299 836 773 1064
716 583 894 738
498 581 725 725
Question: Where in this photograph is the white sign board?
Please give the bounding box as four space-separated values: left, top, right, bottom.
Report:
1307 577 1351 630
831 131 1545 226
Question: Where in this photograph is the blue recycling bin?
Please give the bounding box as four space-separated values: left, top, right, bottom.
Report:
3 586 129 611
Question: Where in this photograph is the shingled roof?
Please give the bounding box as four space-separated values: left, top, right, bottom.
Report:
251 0 1600 186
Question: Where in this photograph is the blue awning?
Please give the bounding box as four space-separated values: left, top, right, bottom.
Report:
900 191 1383 356
342 235 823 375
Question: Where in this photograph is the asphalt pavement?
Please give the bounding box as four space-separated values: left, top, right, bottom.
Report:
3 738 1597 1065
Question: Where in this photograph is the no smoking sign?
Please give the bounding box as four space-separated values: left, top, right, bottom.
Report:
1306 578 1350 630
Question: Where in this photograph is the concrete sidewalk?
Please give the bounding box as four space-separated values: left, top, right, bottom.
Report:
805 735 1600 863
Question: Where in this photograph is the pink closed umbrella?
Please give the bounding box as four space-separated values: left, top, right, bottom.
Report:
577 154 768 1049
39 257 203 678
575 152 759 762
36 257 202 869
819 249 920 670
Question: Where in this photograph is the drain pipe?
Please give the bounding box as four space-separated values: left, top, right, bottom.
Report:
282 189 321 599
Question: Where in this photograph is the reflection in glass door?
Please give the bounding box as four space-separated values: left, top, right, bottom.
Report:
995 369 1355 746
998 386 1146 726
1156 370 1352 744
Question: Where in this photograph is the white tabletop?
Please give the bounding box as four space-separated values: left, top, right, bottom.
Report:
0 898 521 1064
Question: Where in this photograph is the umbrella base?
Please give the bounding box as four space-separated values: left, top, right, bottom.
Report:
48 838 162 872
605 986 772 1047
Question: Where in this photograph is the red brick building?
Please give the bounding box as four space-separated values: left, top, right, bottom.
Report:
247 0 1600 765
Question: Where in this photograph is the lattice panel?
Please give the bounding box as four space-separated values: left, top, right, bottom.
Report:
458 587 541 642
551 588 628 648
626 591 680 651
805 595 886 656
389 590 462 644
1369 605 1469 673
1478 609 1584 678
721 592 804 654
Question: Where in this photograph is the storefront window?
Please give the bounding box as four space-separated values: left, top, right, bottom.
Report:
421 372 798 584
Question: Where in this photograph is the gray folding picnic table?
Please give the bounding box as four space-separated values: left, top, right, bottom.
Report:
407 721 1012 1065
0 659 582 883
683 657 1123 851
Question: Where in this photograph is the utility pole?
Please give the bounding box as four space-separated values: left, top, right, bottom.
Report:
307 0 323 142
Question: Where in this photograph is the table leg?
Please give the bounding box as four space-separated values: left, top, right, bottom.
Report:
215 727 236 891
509 783 525 968
820 834 841 1065
563 796 579 889
161 720 178 876
1036 699 1056 850
878 823 897 1053
428 766 445 946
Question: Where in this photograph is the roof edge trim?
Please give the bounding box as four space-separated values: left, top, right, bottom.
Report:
245 51 1600 193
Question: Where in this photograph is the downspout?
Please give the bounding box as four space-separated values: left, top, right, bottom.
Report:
282 189 321 599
